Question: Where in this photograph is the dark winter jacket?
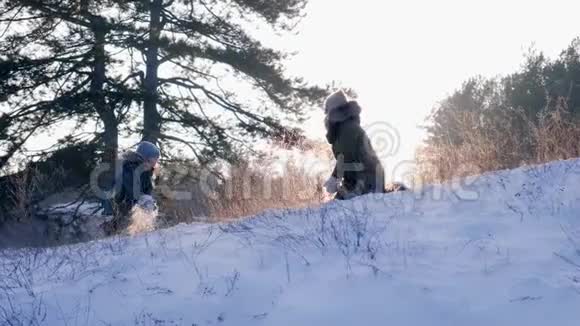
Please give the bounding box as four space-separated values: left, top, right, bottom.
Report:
113 151 154 215
325 101 386 200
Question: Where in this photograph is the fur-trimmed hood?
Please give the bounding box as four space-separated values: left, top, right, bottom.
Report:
326 100 362 124
325 101 362 143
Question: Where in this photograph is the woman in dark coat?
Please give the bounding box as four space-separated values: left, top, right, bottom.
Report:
323 90 387 200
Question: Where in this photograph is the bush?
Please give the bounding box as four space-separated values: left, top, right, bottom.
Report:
416 100 580 184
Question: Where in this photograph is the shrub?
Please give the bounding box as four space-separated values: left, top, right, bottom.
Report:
416 100 580 184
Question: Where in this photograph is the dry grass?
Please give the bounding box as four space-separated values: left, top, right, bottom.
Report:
530 102 580 163
4 166 66 223
416 99 580 184
157 140 332 224
206 158 327 220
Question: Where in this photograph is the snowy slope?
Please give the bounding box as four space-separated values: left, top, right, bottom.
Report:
2 159 580 325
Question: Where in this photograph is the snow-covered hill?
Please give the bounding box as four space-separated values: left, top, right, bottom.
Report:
2 159 580 325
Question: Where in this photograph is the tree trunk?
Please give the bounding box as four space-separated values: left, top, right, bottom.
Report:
89 15 119 200
79 0 118 165
90 17 118 165
142 0 163 144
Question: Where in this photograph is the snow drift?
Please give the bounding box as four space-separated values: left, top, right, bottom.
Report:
2 159 580 325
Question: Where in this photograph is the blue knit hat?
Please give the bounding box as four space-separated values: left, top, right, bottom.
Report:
136 141 160 160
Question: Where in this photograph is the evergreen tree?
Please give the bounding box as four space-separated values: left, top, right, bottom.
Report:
1 0 327 170
424 38 580 167
118 0 326 162
0 0 136 169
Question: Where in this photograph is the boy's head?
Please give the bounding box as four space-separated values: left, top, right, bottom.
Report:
136 141 160 169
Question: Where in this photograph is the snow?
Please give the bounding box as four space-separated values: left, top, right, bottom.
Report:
2 159 580 325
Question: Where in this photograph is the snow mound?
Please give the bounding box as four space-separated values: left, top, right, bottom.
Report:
2 159 580 325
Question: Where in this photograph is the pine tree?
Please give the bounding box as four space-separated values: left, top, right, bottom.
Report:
0 0 137 169
0 0 327 170
119 0 327 162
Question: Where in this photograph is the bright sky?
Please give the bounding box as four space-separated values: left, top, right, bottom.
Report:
283 0 580 181
9 0 580 181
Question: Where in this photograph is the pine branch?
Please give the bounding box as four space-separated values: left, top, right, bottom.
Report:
18 0 90 28
158 132 205 163
0 14 45 22
0 4 24 38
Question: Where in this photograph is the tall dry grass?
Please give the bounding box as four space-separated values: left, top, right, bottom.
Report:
3 166 66 223
207 158 327 219
156 140 332 224
416 99 580 184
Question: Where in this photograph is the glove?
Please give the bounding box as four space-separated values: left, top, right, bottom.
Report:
324 176 339 193
137 195 158 212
